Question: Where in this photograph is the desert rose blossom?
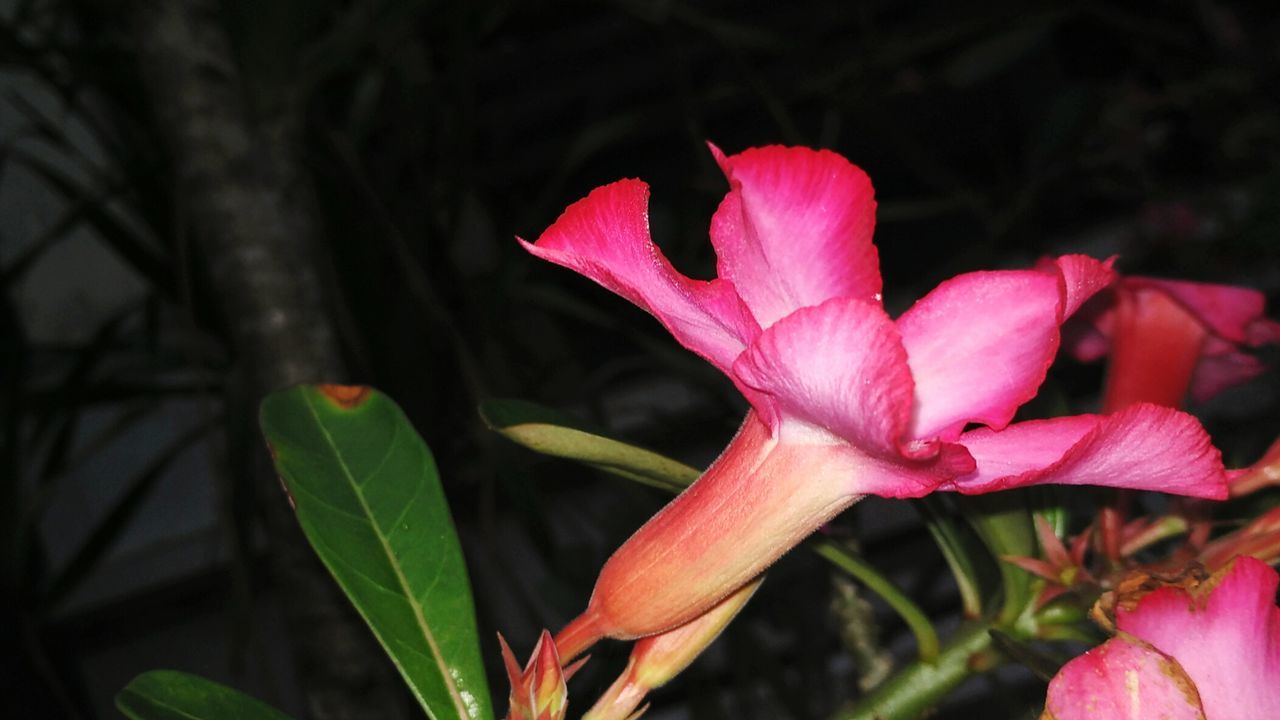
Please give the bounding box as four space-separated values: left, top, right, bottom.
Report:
522 144 1230 661
1042 556 1280 719
1062 272 1280 412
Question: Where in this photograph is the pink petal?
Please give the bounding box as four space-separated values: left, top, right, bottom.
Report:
1062 295 1116 362
1043 636 1206 720
1131 276 1268 344
944 404 1228 499
1101 285 1209 412
520 179 760 375
1248 317 1280 345
850 441 976 498
1190 336 1268 402
898 268 1062 441
1054 253 1119 319
708 144 881 327
1117 557 1280 720
731 297 914 458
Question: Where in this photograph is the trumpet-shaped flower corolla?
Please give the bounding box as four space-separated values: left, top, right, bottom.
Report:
520 145 1230 660
1042 557 1280 719
1063 273 1280 411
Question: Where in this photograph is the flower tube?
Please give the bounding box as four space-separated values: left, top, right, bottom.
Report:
583 577 761 720
1063 273 1280 411
522 144 1230 660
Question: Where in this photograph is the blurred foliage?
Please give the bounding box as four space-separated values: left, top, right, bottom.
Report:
3 0 1279 717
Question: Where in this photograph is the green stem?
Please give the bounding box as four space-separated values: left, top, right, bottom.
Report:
830 621 1000 720
812 540 940 663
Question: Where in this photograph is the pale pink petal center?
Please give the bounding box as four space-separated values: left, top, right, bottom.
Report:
731 297 914 457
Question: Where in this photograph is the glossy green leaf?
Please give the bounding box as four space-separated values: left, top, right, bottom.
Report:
479 398 698 493
260 385 493 720
116 670 294 720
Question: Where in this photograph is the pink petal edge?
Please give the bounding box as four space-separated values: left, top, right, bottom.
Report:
900 255 1114 441
1131 276 1268 344
1043 634 1206 720
708 144 882 328
898 268 1062 440
519 179 760 375
946 404 1228 500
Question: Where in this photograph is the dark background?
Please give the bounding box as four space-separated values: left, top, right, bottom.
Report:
4 1 1279 718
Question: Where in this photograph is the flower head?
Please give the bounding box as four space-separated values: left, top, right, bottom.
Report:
523 144 1230 659
1042 556 1280 719
1063 273 1280 411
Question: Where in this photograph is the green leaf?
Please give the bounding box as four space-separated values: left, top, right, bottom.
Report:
260 385 493 720
116 670 294 720
914 496 989 619
479 398 699 493
963 493 1037 628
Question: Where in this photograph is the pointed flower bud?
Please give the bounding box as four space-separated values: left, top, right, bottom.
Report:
583 578 761 720
499 630 582 720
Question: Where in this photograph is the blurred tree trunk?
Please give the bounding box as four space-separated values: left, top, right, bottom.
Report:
128 1 407 718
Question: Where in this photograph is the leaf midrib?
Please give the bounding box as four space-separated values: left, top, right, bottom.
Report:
302 392 470 720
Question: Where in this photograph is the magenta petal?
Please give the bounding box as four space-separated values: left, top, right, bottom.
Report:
1117 557 1280 720
731 297 914 458
1190 336 1268 402
946 405 1228 499
1043 636 1206 720
708 145 881 327
851 441 976 498
1054 253 1118 318
520 179 760 375
1131 276 1267 344
898 269 1064 440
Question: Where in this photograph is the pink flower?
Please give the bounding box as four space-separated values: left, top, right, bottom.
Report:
1042 556 1280 719
1063 273 1280 411
521 144 1229 660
